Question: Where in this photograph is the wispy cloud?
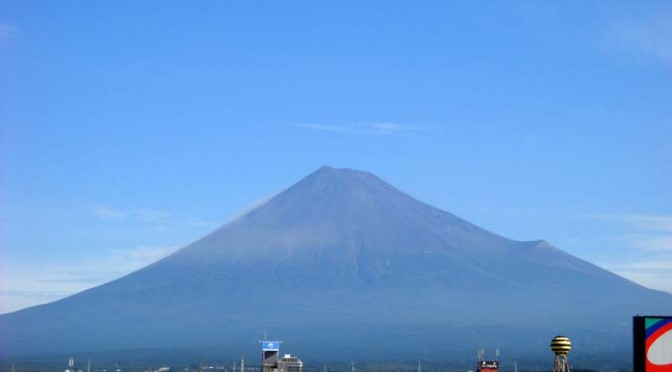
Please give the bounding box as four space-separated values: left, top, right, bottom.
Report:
0 24 17 42
0 289 73 298
109 245 180 270
371 123 420 135
0 289 73 314
90 205 173 224
38 270 122 285
89 205 219 236
185 219 219 228
591 214 672 252
603 7 672 63
290 123 422 136
291 123 361 134
229 192 279 221
593 213 672 232
603 255 672 294
134 208 172 223
590 213 672 293
35 246 180 286
618 234 672 252
91 205 129 220
50 246 178 285
0 244 181 314
616 258 672 271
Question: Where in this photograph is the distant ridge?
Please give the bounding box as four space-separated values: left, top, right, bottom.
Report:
1 166 671 360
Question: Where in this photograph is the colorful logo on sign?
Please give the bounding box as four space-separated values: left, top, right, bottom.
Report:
645 317 672 372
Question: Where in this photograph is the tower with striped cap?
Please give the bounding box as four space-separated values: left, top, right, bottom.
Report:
550 336 571 372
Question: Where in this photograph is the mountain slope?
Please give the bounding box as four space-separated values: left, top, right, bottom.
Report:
1 166 670 360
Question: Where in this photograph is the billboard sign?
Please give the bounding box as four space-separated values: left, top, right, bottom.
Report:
634 316 672 372
262 341 280 351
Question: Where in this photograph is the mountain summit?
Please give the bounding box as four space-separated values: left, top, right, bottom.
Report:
1 166 671 359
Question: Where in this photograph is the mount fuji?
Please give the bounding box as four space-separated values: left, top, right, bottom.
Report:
1 166 670 360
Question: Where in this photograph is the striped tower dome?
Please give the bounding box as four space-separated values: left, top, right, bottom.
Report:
550 336 571 356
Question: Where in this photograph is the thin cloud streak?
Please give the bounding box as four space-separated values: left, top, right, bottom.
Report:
605 255 672 294
371 123 421 135
0 244 182 314
89 205 216 229
290 123 422 136
604 8 672 63
617 259 672 271
90 205 172 223
38 270 122 284
91 205 128 220
590 213 672 252
229 192 280 222
40 245 181 285
134 208 172 223
291 123 363 134
618 234 672 252
109 245 180 270
590 212 672 293
0 289 73 314
0 24 17 42
590 213 672 232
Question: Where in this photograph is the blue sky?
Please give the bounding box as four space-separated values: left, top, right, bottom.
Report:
1 1 671 314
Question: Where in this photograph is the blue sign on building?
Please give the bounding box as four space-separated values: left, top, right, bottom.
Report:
262 341 280 351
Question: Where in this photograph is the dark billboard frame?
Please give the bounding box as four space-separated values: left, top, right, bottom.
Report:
633 315 672 372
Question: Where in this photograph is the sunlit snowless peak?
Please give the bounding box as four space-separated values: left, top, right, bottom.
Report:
1 166 671 359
